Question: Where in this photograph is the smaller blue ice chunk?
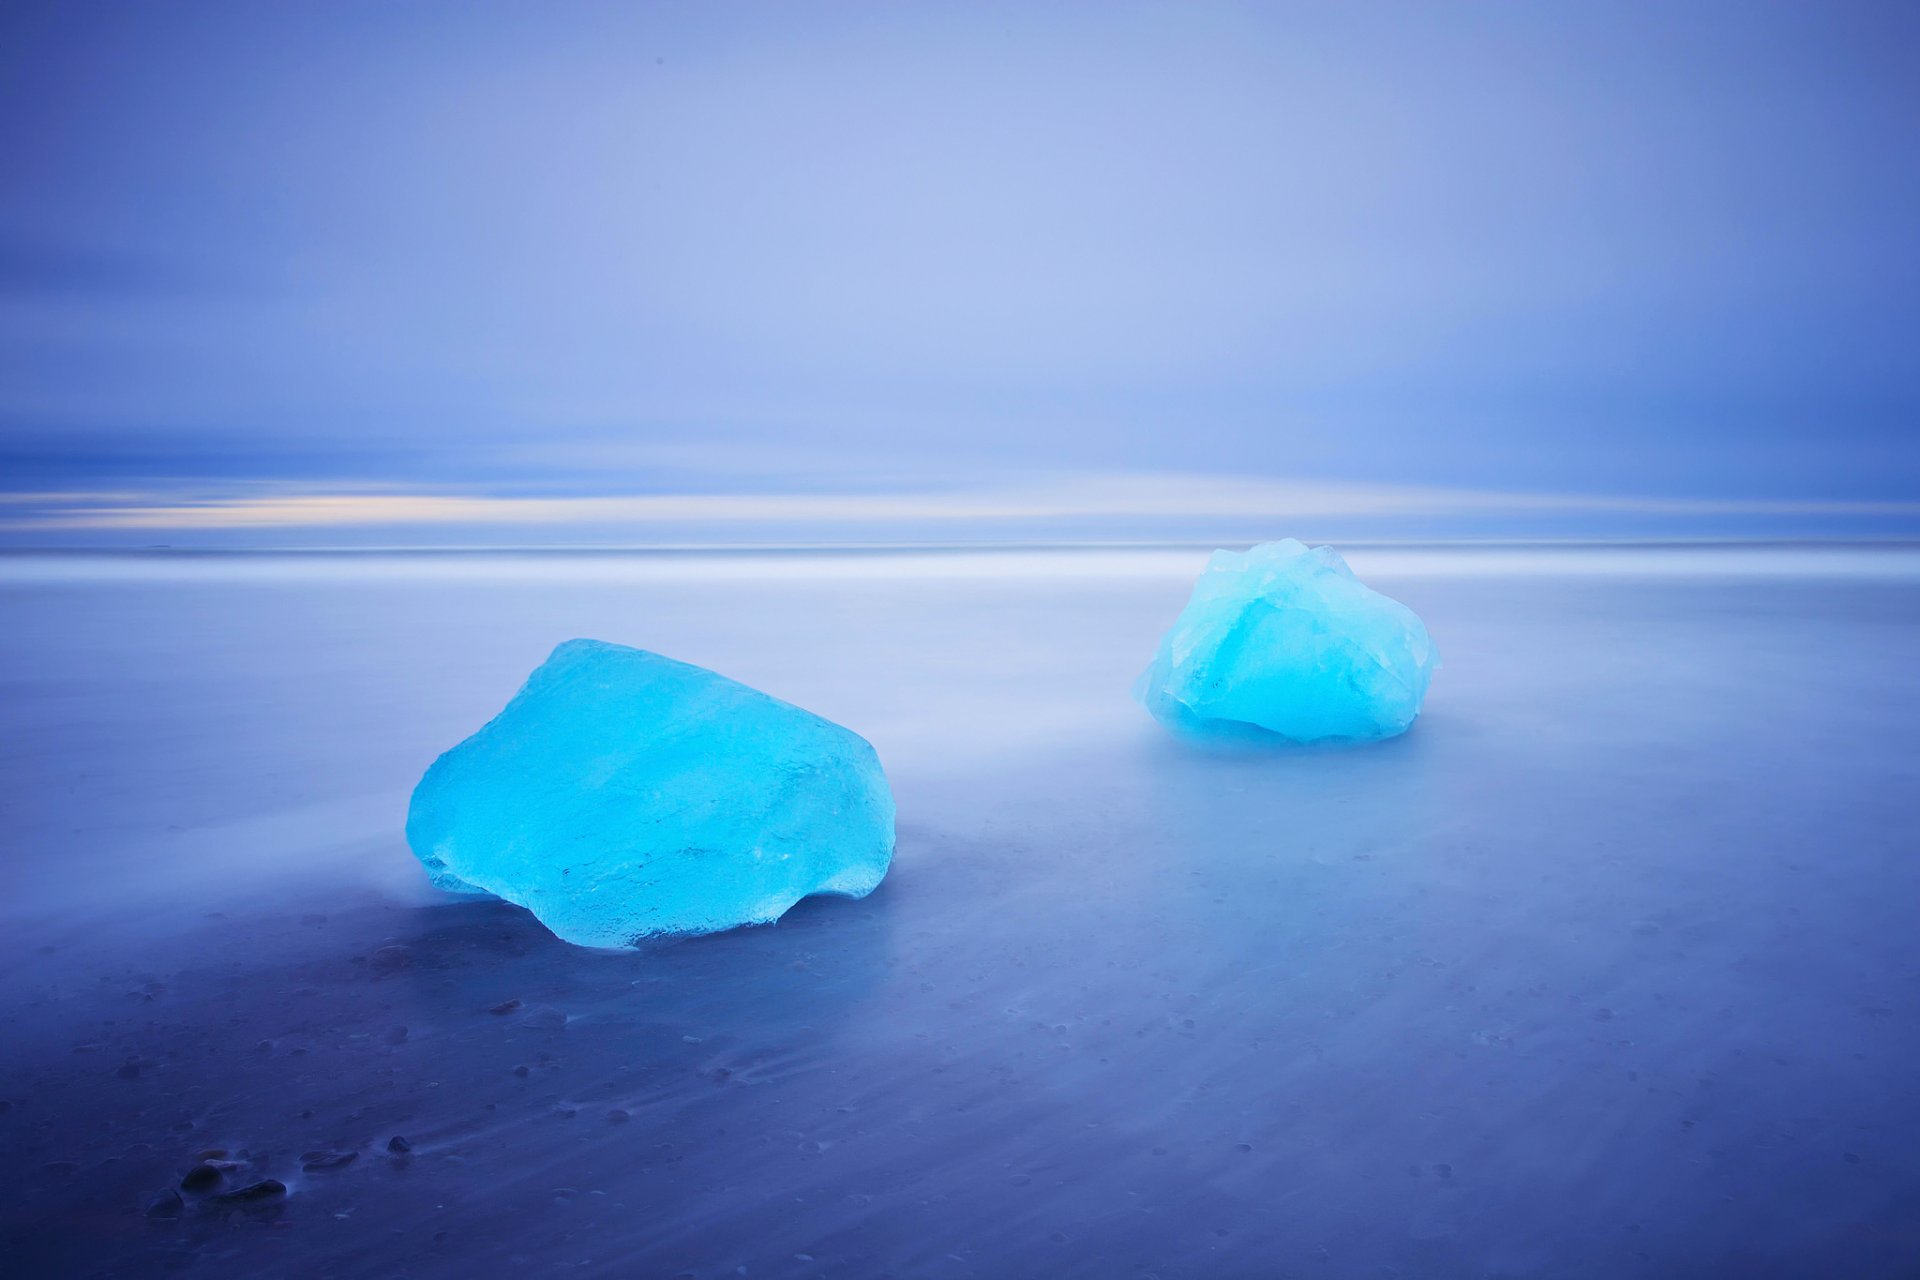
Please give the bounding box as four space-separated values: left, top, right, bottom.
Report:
406 640 894 947
1135 540 1438 744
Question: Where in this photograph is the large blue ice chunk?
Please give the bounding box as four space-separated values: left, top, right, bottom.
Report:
1135 540 1438 744
406 639 895 947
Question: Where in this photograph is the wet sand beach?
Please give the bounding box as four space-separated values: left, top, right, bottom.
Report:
3 547 1917 1278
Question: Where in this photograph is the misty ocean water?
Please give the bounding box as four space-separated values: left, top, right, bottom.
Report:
2 546 1918 1278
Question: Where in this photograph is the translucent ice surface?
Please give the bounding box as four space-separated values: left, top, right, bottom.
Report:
405 638 894 946
1136 539 1438 743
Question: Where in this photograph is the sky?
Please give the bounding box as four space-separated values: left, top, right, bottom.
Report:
2 0 1917 545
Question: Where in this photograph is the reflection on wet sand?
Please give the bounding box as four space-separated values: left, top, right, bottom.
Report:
2 551 1917 1277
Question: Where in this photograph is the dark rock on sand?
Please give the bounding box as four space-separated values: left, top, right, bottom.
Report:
179 1163 223 1193
208 1179 286 1205
301 1149 359 1171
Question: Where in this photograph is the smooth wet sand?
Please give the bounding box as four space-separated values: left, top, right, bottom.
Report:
3 548 1917 1278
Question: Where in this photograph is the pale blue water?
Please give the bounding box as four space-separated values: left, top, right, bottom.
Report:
2 546 1917 1278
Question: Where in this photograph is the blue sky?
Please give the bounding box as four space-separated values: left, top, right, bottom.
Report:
2 1 1917 544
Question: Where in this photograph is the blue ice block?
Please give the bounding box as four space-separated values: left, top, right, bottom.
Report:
1135 540 1438 744
406 640 894 947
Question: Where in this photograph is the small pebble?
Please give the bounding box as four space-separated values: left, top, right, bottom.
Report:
209 1179 286 1205
180 1164 223 1193
302 1150 358 1172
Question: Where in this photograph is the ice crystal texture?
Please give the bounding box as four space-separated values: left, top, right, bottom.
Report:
407 639 894 946
1136 540 1437 743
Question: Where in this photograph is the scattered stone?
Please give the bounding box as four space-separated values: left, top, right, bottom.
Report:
208 1179 286 1205
180 1164 224 1193
513 1064 530 1077
387 1135 412 1154
371 944 412 974
385 1026 410 1045
42 1160 80 1178
144 1188 185 1218
301 1149 359 1171
490 1000 523 1016
606 1109 630 1124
